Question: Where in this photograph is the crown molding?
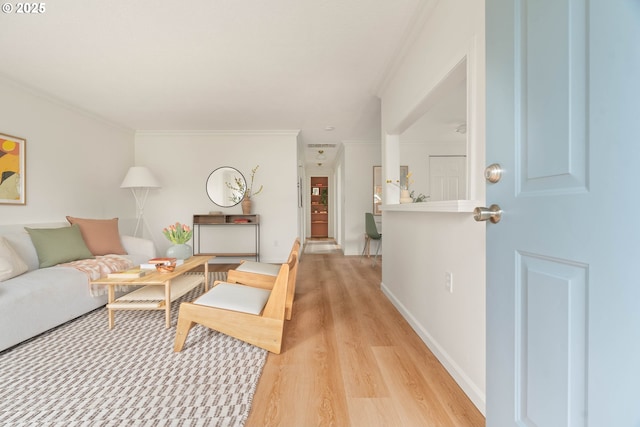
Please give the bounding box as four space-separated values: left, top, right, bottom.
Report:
135 130 301 137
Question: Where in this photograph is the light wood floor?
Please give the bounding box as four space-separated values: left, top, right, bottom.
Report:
242 241 485 427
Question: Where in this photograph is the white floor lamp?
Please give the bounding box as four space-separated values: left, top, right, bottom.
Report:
120 166 161 238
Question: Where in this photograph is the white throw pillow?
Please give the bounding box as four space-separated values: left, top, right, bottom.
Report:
0 236 28 281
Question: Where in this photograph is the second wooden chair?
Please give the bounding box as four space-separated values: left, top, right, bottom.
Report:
226 238 301 320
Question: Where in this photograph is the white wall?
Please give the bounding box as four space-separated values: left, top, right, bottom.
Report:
381 210 485 409
378 0 486 413
382 1 483 132
335 146 346 249
296 136 307 245
134 131 299 263
0 76 136 226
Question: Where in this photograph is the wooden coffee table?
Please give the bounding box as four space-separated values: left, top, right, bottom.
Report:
90 255 214 329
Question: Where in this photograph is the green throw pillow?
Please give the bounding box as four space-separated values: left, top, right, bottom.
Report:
25 224 95 268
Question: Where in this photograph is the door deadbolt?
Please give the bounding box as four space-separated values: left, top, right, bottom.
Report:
484 163 503 183
474 204 502 223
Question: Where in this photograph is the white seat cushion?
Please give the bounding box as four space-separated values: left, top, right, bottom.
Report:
194 282 270 315
235 261 280 276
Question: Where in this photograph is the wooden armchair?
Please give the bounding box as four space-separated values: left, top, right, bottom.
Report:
226 238 300 320
173 255 295 354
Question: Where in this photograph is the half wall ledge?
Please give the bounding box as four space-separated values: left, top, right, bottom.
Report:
380 200 481 213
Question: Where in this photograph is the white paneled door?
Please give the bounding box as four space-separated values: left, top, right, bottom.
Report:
429 155 467 201
485 1 640 426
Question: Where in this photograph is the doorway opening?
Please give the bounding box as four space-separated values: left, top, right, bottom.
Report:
309 176 329 238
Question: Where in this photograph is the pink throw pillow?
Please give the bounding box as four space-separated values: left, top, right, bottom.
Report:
66 216 127 256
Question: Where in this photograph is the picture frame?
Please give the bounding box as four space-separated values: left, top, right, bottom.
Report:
312 187 320 196
0 133 26 205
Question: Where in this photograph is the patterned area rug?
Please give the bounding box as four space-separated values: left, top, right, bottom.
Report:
0 273 267 426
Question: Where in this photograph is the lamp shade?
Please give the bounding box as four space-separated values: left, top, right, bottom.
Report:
120 166 161 189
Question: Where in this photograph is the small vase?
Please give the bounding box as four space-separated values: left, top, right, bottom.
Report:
400 189 413 204
241 196 252 214
166 243 192 260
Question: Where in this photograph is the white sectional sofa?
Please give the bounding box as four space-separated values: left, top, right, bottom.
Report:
0 221 156 352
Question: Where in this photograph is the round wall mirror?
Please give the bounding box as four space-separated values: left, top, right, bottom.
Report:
206 167 247 207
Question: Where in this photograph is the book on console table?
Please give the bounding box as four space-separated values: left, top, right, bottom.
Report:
107 269 146 279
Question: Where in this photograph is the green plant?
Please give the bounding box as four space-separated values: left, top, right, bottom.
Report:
245 165 264 199
225 165 264 203
320 188 328 205
162 222 193 244
410 191 429 203
226 176 246 203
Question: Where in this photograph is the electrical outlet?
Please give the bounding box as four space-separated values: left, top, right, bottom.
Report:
445 272 453 293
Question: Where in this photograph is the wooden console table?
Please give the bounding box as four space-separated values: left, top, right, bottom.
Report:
193 214 260 261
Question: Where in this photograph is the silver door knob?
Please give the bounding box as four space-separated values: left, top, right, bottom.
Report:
474 204 502 223
484 163 503 183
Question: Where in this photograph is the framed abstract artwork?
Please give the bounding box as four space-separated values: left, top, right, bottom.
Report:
0 133 26 205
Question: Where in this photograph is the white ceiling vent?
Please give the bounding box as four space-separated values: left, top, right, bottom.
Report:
307 144 337 148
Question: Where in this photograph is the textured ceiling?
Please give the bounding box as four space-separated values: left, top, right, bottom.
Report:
0 0 431 167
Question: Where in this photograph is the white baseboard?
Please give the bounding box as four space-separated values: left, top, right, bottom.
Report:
380 280 486 415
